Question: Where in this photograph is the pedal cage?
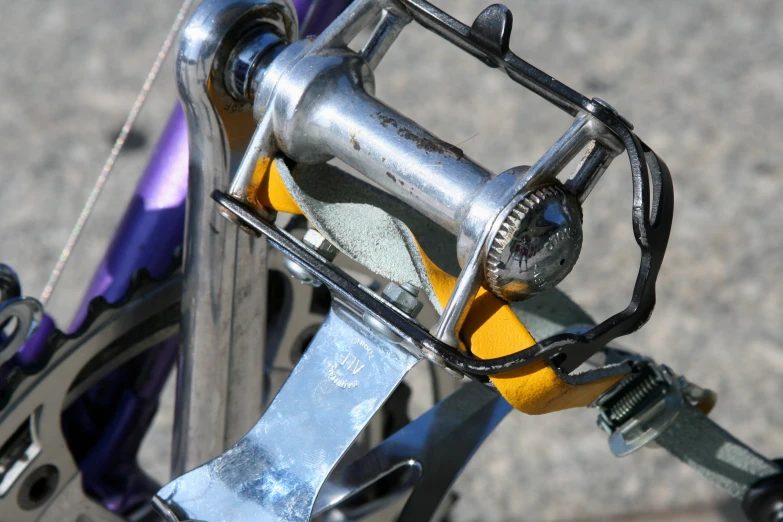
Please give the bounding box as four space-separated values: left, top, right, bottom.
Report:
397 0 674 373
214 0 675 377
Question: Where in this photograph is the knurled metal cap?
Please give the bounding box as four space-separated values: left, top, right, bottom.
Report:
485 183 583 302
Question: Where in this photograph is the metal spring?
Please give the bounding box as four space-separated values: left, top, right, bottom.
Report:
608 374 660 423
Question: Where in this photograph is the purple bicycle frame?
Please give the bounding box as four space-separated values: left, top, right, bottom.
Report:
35 0 351 515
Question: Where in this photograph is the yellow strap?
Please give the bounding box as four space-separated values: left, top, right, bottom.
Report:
248 158 304 214
256 160 624 414
418 249 624 414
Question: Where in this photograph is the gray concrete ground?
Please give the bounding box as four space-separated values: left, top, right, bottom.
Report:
2 0 783 520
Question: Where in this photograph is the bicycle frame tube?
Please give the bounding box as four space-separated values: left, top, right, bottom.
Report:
70 105 189 332
60 105 188 513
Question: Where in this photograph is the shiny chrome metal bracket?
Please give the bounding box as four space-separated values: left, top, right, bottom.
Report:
153 187 637 521
154 302 421 522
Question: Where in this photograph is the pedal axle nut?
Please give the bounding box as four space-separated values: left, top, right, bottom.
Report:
283 230 338 287
484 183 583 302
381 282 423 318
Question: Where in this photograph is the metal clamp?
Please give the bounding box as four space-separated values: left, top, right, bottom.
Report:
594 362 717 457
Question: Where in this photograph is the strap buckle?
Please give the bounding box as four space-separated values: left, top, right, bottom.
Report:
594 362 716 457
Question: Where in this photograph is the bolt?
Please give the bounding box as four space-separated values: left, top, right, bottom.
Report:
303 229 338 261
381 282 423 318
284 230 338 287
421 347 464 380
362 283 421 343
215 201 271 237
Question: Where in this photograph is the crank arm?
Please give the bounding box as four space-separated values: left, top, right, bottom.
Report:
153 302 421 522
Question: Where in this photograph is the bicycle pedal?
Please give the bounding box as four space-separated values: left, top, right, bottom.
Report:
176 0 673 377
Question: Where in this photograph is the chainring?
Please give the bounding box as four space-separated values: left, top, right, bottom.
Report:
0 262 182 522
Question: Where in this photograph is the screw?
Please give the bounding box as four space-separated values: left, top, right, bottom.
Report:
362 282 422 342
215 201 271 236
381 282 423 318
380 283 462 378
284 230 338 287
283 258 321 287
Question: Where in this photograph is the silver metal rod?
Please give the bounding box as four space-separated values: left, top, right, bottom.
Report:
360 9 410 70
306 90 494 233
431 241 483 347
514 114 593 191
567 141 617 203
227 109 277 203
514 114 624 193
309 0 384 53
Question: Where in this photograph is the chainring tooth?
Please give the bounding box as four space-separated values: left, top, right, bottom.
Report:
0 250 182 414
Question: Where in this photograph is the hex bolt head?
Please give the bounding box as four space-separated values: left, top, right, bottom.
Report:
382 282 423 318
303 229 338 261
283 229 339 287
